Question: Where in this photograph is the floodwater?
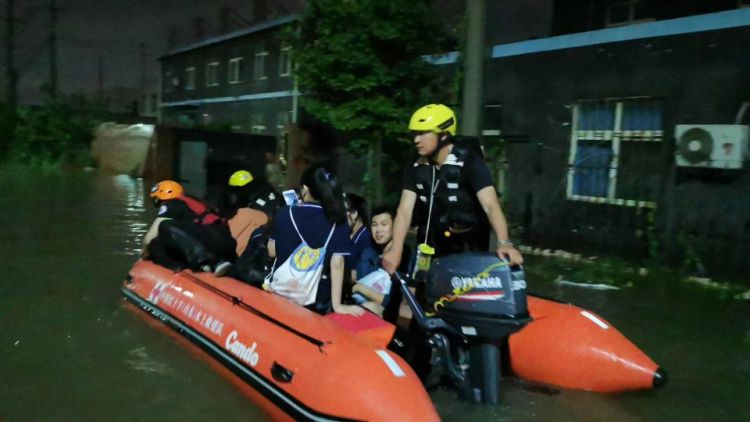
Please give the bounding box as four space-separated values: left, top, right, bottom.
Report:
0 168 747 421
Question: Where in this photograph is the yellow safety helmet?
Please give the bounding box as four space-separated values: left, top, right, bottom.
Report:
408 104 457 136
228 170 254 187
150 180 183 201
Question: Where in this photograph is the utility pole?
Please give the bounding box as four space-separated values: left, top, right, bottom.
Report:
139 43 146 91
167 26 178 50
49 0 58 99
461 0 485 137
139 42 147 116
219 4 231 34
250 0 271 24
5 0 17 108
191 16 205 41
97 54 103 101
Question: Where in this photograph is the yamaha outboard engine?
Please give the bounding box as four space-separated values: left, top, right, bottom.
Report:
427 253 528 336
393 252 530 404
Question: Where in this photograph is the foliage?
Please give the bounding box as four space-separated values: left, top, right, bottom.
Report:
644 208 660 262
9 93 104 168
289 0 456 201
525 251 746 295
0 102 17 157
523 254 639 288
677 231 706 275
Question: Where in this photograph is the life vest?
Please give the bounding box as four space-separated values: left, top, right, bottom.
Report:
179 195 223 225
412 137 487 240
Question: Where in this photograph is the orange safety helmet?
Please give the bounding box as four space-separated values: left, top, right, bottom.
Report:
150 180 183 201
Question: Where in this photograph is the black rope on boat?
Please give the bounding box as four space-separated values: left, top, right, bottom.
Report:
180 271 327 348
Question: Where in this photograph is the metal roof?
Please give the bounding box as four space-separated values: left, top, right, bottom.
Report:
159 14 298 60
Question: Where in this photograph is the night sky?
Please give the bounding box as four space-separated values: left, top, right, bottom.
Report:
5 0 302 105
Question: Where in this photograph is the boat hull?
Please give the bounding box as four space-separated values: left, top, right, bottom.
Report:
123 260 438 421
509 296 662 393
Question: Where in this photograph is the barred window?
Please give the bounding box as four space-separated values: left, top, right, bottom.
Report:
567 98 662 208
250 113 266 134
206 62 220 87
184 67 196 90
228 57 244 83
279 45 292 77
254 46 268 80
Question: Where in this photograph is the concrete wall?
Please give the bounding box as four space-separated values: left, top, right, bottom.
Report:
485 26 750 277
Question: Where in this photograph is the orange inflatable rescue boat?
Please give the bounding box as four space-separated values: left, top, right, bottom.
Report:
124 252 664 416
122 260 439 422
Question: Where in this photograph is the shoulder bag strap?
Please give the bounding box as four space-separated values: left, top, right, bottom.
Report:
288 206 306 243
322 223 337 248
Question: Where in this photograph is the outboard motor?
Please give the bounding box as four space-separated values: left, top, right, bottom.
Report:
393 252 531 404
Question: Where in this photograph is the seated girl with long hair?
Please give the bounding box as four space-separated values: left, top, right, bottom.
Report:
266 165 364 316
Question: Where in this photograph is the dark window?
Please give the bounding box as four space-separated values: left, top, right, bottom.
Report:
568 98 662 206
572 142 613 198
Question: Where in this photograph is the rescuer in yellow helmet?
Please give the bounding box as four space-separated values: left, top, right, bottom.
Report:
382 104 523 274
225 169 284 219
229 170 254 187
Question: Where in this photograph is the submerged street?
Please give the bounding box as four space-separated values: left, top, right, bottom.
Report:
0 168 747 421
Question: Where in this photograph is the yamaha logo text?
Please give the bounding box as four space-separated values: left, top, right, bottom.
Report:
451 276 503 290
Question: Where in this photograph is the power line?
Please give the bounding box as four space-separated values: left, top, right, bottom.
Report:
6 0 18 106
56 36 161 58
49 0 58 98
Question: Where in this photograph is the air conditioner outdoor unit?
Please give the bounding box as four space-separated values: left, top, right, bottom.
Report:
674 124 749 169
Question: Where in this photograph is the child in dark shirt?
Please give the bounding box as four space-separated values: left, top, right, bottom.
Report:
351 206 410 322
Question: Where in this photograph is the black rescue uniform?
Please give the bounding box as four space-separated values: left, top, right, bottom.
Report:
402 137 494 257
148 198 236 271
231 226 273 287
401 137 496 381
156 198 197 220
226 180 285 219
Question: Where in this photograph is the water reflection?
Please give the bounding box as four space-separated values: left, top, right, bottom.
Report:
126 346 173 375
108 174 149 256
0 168 265 421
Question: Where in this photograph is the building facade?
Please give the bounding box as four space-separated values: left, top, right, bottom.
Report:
157 2 750 278
476 1 750 278
159 15 298 137
157 13 367 193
